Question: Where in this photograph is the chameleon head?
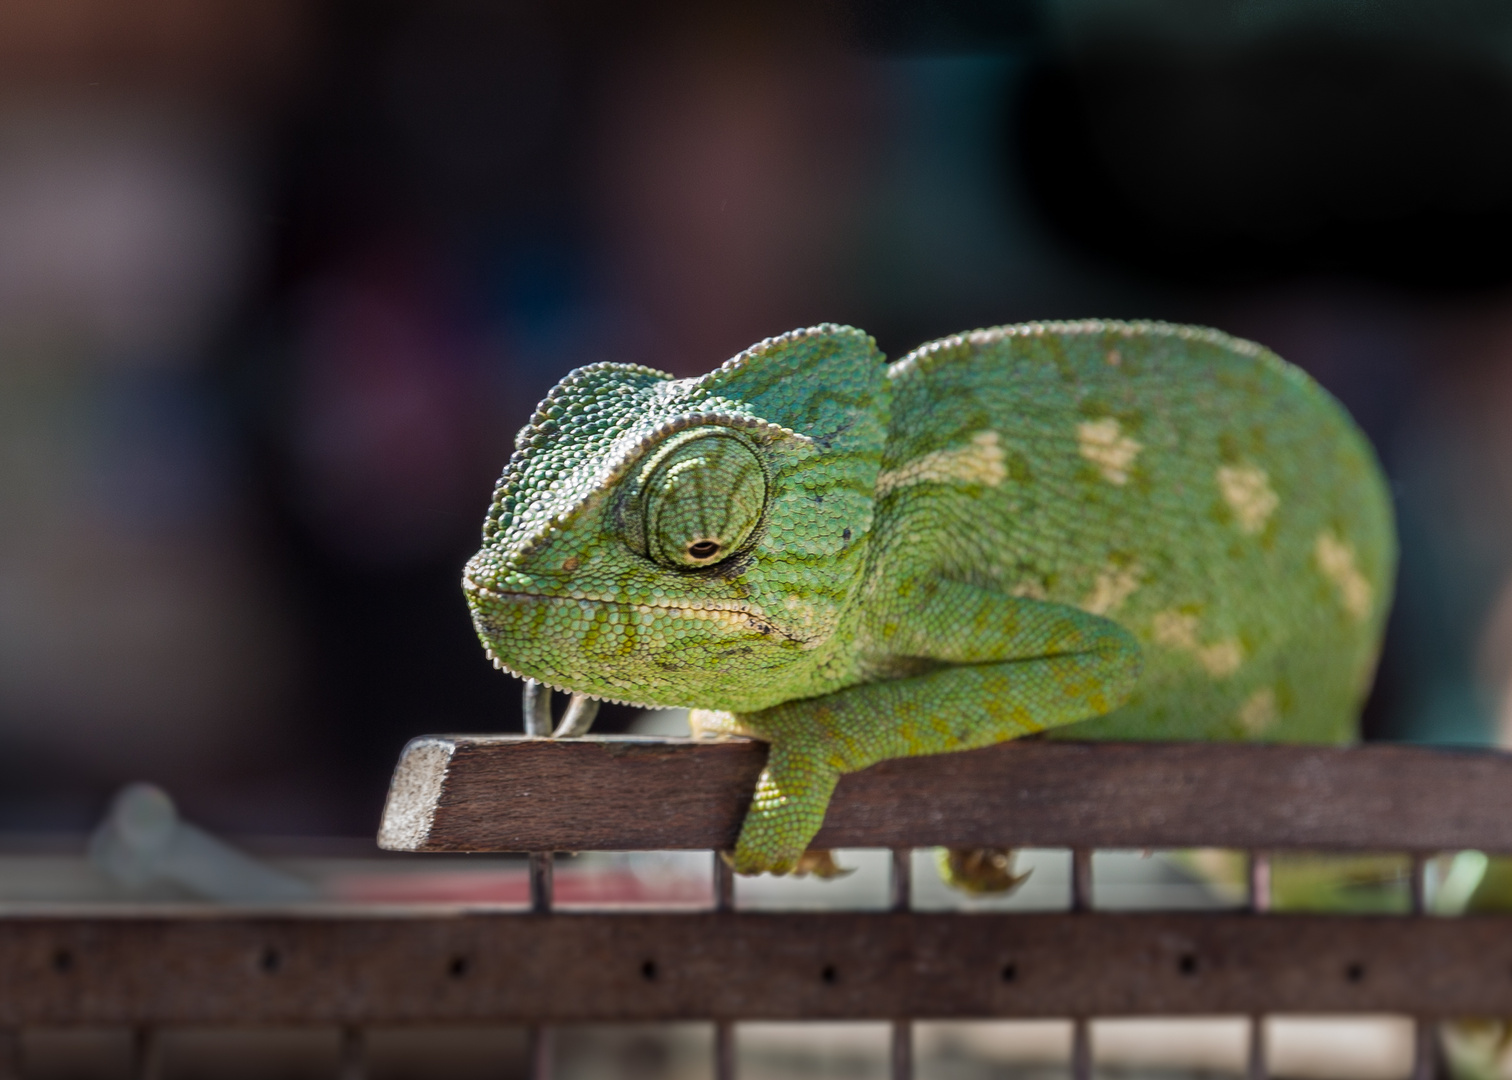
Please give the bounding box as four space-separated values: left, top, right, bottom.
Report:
463 325 891 711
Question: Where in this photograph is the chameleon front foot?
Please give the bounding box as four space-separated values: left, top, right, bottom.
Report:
730 748 840 876
719 849 853 879
937 847 1031 894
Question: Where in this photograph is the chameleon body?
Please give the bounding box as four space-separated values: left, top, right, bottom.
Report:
464 322 1395 875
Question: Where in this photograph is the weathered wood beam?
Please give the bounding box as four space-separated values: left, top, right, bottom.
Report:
378 736 1512 854
0 911 1508 1024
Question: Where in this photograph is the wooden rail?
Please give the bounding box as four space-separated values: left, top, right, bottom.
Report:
0 910 1508 1024
3 736 1505 1079
377 735 1512 854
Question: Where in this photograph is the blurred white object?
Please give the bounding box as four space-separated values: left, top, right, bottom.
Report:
87 783 312 902
629 708 691 736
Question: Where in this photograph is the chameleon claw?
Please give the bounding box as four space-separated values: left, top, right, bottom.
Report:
553 693 600 737
793 850 853 879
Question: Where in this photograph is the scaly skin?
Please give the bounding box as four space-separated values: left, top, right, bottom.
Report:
464 322 1396 875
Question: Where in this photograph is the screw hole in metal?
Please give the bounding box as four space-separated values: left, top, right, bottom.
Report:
449 955 470 979
641 959 658 982
1001 962 1018 983
1178 953 1198 976
1345 962 1366 983
52 949 73 974
260 948 280 973
821 965 838 985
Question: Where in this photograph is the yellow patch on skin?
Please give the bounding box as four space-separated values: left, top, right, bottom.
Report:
1237 687 1279 735
1216 464 1279 534
1151 610 1198 649
876 430 1007 496
1315 530 1373 622
1077 418 1142 485
1151 609 1244 677
1010 578 1047 601
1197 640 1244 677
1083 562 1142 615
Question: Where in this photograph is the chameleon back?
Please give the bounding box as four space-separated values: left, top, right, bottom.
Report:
878 321 1395 744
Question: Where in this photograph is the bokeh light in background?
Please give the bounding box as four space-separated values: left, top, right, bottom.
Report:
3 0 1512 838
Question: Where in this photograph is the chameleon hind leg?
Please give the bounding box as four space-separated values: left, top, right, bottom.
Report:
720 582 1142 876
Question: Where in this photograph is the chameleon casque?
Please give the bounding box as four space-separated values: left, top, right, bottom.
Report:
463 321 1395 878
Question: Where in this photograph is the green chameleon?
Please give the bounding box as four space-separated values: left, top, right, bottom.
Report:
463 321 1395 877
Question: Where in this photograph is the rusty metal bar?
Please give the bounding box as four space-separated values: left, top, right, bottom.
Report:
0 910 1508 1023
381 737 1512 854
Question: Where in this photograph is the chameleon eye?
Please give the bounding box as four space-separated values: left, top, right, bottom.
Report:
640 430 766 569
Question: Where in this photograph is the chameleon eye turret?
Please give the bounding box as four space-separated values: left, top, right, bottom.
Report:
633 429 767 570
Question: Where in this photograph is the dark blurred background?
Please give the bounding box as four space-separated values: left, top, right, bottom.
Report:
3 0 1511 837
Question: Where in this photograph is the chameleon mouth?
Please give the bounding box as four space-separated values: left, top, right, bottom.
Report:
462 578 790 710
462 577 764 619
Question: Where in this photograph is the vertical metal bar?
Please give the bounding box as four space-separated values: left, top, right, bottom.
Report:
890 848 913 1080
889 1002 911 1074
131 1027 162 1080
1071 848 1093 912
1247 1016 1267 1080
714 852 736 913
529 851 555 1080
338 1027 365 1080
1071 1018 1092 1080
890 848 912 913
529 1028 555 1080
1248 850 1270 1080
0 1030 20 1080
1410 855 1434 1080
714 1022 736 1080
1248 850 1270 914
714 851 737 1080
1070 848 1093 1080
1413 1018 1436 1080
1409 852 1428 916
530 852 554 915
